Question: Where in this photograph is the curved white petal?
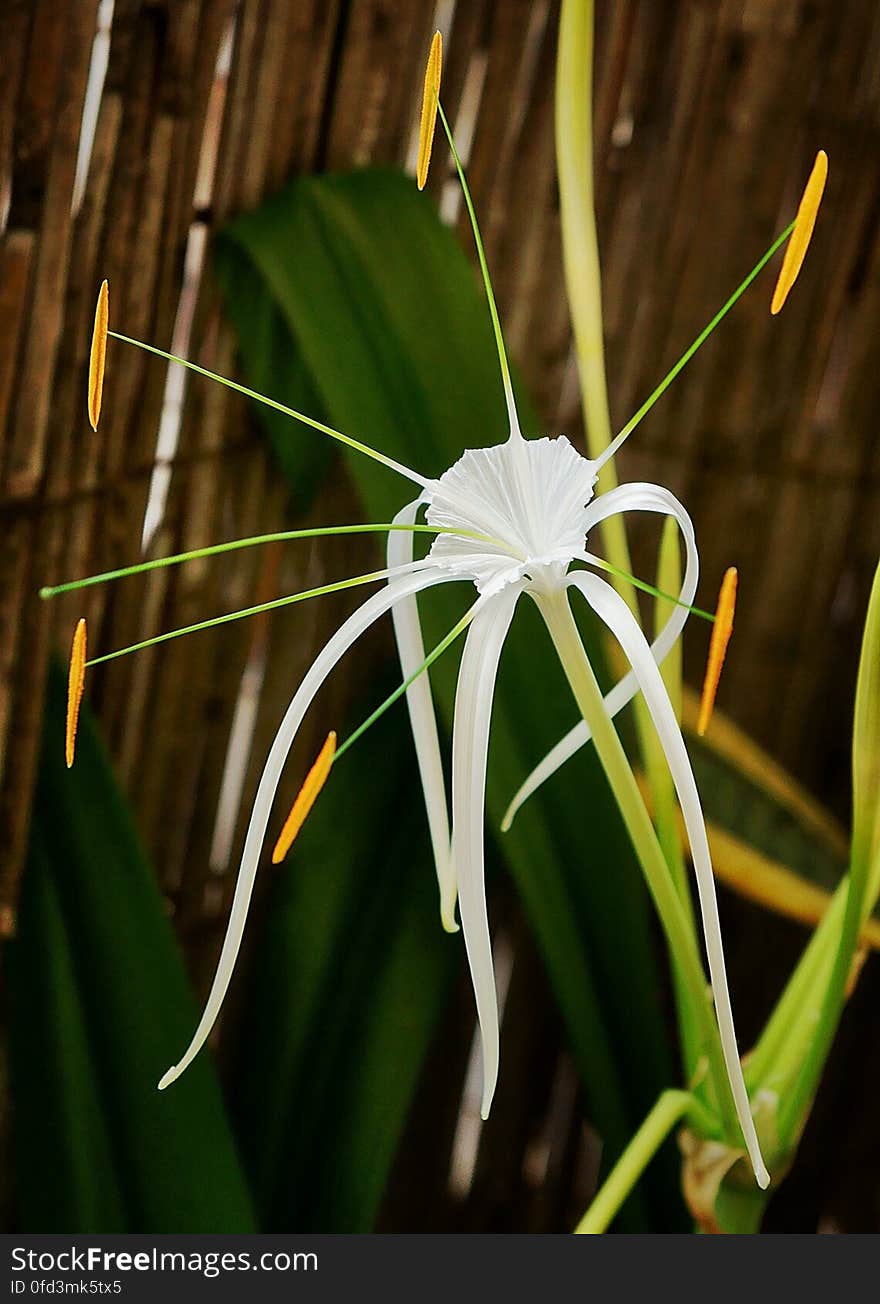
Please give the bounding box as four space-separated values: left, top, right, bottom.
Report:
502 483 697 830
451 585 520 1120
426 436 596 595
158 562 453 1090
570 570 769 1189
388 500 457 930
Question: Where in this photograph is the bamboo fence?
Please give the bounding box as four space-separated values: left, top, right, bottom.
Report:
2 0 880 1231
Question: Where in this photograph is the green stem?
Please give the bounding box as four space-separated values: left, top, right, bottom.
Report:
536 589 737 1139
555 0 700 1011
556 0 616 490
575 1090 704 1233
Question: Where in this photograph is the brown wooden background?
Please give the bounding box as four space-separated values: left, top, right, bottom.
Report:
2 0 880 1232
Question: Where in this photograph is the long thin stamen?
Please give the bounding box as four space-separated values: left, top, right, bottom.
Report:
107 331 429 488
334 602 478 764
39 523 503 599
84 565 424 668
581 553 715 622
594 222 796 473
435 102 521 439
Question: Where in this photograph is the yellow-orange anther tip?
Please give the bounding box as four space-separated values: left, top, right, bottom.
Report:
697 567 738 737
66 618 88 769
271 731 337 864
416 31 443 190
771 151 828 315
88 280 109 430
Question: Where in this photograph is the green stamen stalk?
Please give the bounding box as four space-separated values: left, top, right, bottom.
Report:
85 567 409 667
334 603 477 762
436 102 520 436
108 331 428 487
575 1090 713 1234
582 553 715 622
40 523 502 599
596 222 795 470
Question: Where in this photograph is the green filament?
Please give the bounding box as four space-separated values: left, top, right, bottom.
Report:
334 605 477 763
599 220 797 468
85 568 405 667
107 331 428 486
436 101 519 433
582 554 715 622
40 522 501 599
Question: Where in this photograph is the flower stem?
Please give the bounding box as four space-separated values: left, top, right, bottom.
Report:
554 0 647 654
536 590 738 1140
555 0 698 943
575 1089 706 1233
556 0 615 486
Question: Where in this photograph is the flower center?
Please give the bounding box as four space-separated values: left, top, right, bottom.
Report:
425 435 597 594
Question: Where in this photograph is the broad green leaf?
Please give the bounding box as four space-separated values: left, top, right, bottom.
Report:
9 829 127 1231
216 167 683 1229
8 662 256 1231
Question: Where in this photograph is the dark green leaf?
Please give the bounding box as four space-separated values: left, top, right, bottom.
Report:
8 662 256 1231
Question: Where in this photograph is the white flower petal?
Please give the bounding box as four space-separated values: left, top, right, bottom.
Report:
571 570 769 1190
451 585 520 1119
389 500 457 930
426 436 596 594
158 562 453 1091
502 482 697 829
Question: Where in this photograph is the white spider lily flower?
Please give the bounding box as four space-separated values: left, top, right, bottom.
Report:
155 416 714 1123
52 41 834 1197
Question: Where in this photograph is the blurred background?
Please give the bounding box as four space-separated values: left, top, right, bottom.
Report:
1 0 880 1233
